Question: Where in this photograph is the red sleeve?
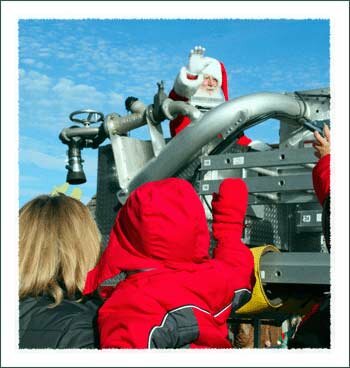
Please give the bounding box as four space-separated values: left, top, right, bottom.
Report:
168 89 191 137
169 88 189 102
211 178 255 287
312 154 330 205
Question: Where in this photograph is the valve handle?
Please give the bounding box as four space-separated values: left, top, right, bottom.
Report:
69 109 104 126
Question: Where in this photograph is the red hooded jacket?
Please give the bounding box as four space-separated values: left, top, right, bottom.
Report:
83 178 255 349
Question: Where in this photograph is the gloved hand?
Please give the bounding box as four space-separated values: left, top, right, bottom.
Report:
172 46 214 99
211 178 248 240
211 178 254 279
186 46 212 76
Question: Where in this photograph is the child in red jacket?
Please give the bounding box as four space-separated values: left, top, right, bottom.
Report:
83 177 255 349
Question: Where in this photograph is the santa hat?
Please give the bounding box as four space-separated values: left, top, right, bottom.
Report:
202 58 229 101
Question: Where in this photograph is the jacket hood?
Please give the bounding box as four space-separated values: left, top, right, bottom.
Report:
83 178 210 294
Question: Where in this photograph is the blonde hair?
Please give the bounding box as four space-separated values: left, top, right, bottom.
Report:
19 194 101 306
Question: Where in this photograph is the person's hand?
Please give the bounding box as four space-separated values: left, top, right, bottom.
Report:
187 46 212 76
313 124 330 159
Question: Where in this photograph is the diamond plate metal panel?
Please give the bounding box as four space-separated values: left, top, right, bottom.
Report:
110 135 154 189
244 204 289 249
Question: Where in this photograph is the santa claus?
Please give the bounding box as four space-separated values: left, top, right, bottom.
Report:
168 46 258 148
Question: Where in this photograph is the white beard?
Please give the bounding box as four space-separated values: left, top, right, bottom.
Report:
190 88 225 111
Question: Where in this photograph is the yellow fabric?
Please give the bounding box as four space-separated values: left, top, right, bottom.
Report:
70 187 83 200
236 245 282 315
51 182 69 196
51 183 82 201
235 245 318 316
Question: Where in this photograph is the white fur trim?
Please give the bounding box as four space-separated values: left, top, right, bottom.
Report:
248 140 273 151
174 67 203 99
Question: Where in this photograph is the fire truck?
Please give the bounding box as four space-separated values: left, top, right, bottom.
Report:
59 83 330 347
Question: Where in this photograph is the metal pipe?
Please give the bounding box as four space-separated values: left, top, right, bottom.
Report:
248 167 279 176
119 92 306 201
59 127 100 143
104 112 146 136
90 125 108 148
105 98 201 137
129 99 147 114
303 163 316 169
104 99 148 136
161 98 202 122
254 193 279 201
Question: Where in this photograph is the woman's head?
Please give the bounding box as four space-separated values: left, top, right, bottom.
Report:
19 193 101 305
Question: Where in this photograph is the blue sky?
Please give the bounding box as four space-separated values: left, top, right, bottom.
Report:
19 19 330 206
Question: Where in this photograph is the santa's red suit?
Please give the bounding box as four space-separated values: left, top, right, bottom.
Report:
169 55 252 147
83 177 255 348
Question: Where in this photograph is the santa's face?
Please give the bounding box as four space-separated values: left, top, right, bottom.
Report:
199 74 219 95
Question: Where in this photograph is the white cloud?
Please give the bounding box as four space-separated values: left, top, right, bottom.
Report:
18 25 184 133
76 71 92 79
22 58 35 65
20 135 62 155
20 70 52 91
19 134 98 177
107 91 125 106
38 46 51 54
20 148 66 171
52 78 105 104
19 70 125 132
56 51 75 60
